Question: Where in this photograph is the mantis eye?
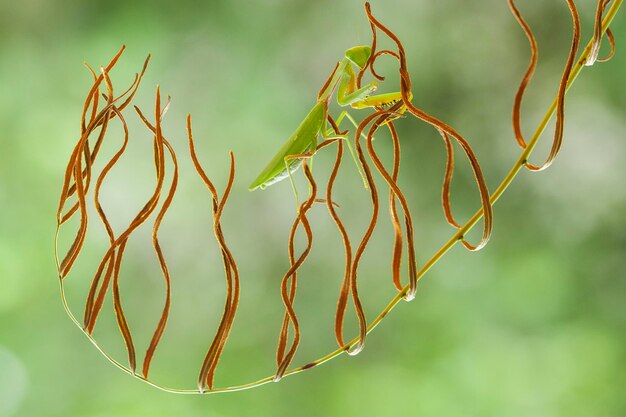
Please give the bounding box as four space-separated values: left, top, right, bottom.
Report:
344 45 372 69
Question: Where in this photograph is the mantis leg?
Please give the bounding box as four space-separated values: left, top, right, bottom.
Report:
284 157 301 211
337 65 378 107
351 91 414 126
284 134 318 211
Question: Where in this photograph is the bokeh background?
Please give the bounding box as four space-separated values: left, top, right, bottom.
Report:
0 0 625 416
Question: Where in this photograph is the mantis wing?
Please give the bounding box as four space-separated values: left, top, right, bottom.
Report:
249 101 327 191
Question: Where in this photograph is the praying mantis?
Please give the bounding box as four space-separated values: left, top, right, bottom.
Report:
248 45 408 196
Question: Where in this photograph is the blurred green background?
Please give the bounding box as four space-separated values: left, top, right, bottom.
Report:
1 0 625 416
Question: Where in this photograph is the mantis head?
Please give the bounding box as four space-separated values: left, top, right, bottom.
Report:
344 45 372 69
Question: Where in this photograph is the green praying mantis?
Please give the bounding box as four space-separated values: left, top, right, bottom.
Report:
248 45 409 197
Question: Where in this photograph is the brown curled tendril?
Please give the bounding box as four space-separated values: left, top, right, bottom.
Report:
598 26 616 63
356 16 382 87
361 107 418 301
347 109 395 355
508 0 538 150
114 89 172 373
508 0 581 172
108 106 138 373
133 99 179 379
187 116 240 393
76 65 125 327
364 2 493 252
199 159 238 393
83 111 118 332
438 129 462 230
271 137 346 369
324 116 353 348
369 49 401 82
380 117 418 300
274 161 317 381
387 120 405 293
588 0 615 65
